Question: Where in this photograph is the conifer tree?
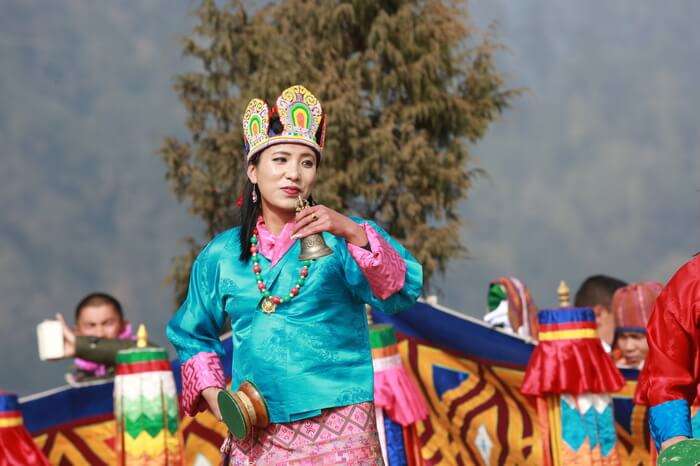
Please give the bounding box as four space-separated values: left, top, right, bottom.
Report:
159 0 517 303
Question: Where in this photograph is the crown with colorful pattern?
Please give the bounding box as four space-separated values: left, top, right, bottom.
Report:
242 85 327 161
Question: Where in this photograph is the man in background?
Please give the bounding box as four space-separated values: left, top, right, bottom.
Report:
55 292 138 383
611 282 662 369
574 275 627 352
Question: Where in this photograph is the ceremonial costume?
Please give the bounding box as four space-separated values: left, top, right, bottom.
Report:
483 276 539 340
167 85 423 464
610 281 661 369
636 255 700 450
522 307 624 465
0 391 50 466
114 344 184 465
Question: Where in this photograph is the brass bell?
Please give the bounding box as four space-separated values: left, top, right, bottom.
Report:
299 233 333 260
296 196 333 260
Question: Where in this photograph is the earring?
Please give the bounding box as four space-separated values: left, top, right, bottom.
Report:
251 184 258 204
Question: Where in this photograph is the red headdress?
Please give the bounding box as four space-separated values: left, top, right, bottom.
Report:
612 281 662 335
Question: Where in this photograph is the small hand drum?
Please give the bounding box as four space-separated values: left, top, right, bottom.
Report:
658 438 700 466
217 381 270 439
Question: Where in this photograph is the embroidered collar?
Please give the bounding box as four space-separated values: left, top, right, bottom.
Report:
255 216 296 266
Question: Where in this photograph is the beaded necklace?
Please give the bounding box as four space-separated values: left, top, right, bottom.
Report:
250 229 312 314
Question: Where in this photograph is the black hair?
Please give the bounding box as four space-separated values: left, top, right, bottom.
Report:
239 152 263 263
74 292 124 322
574 275 628 308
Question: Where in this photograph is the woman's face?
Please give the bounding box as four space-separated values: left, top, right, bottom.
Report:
247 143 318 213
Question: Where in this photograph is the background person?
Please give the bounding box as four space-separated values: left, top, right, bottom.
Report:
574 274 628 351
611 282 662 369
55 292 137 382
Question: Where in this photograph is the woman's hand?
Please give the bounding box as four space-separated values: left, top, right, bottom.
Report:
201 387 223 421
291 205 368 247
55 313 76 358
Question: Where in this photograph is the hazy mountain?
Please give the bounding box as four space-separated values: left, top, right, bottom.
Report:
1 0 698 394
444 0 700 313
0 0 200 393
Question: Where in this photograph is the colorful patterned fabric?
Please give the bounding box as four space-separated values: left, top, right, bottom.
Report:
0 391 50 466
256 216 407 298
522 308 625 396
255 216 296 266
402 339 543 464
656 438 700 465
383 415 408 466
222 402 383 465
242 85 326 161
371 324 428 426
167 218 422 424
648 400 691 450
611 282 662 334
349 223 407 300
635 256 700 449
18 301 657 466
556 394 621 465
179 218 408 421
612 376 651 466
377 303 651 465
523 308 623 466
114 347 184 465
180 351 225 416
488 276 539 340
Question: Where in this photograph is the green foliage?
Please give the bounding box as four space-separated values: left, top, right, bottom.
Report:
159 0 517 303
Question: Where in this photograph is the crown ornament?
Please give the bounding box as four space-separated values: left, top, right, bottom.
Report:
242 85 326 161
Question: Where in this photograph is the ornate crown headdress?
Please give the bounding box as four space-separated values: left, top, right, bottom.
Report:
242 85 326 161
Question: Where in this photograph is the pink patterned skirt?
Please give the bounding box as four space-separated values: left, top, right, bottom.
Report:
221 402 384 465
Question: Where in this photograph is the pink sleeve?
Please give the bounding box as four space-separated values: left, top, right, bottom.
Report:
180 351 226 416
347 223 407 300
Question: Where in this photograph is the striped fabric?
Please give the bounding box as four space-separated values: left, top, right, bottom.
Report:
538 308 600 341
114 348 184 465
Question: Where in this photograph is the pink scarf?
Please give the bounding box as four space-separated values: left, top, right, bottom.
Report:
74 323 135 377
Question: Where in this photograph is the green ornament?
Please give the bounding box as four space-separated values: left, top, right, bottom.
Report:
487 283 507 311
658 438 700 466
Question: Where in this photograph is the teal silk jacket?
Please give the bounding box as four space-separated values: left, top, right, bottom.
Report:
167 219 423 423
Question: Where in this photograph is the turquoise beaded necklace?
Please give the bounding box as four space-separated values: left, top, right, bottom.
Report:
250 229 312 314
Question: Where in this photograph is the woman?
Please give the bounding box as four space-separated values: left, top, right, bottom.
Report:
167 85 423 465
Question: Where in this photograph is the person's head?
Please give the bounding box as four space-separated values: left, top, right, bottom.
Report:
238 85 326 261
74 292 125 339
574 275 628 344
612 282 662 366
246 143 318 214
615 332 648 367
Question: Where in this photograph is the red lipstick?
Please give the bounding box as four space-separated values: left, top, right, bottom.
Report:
281 187 301 196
